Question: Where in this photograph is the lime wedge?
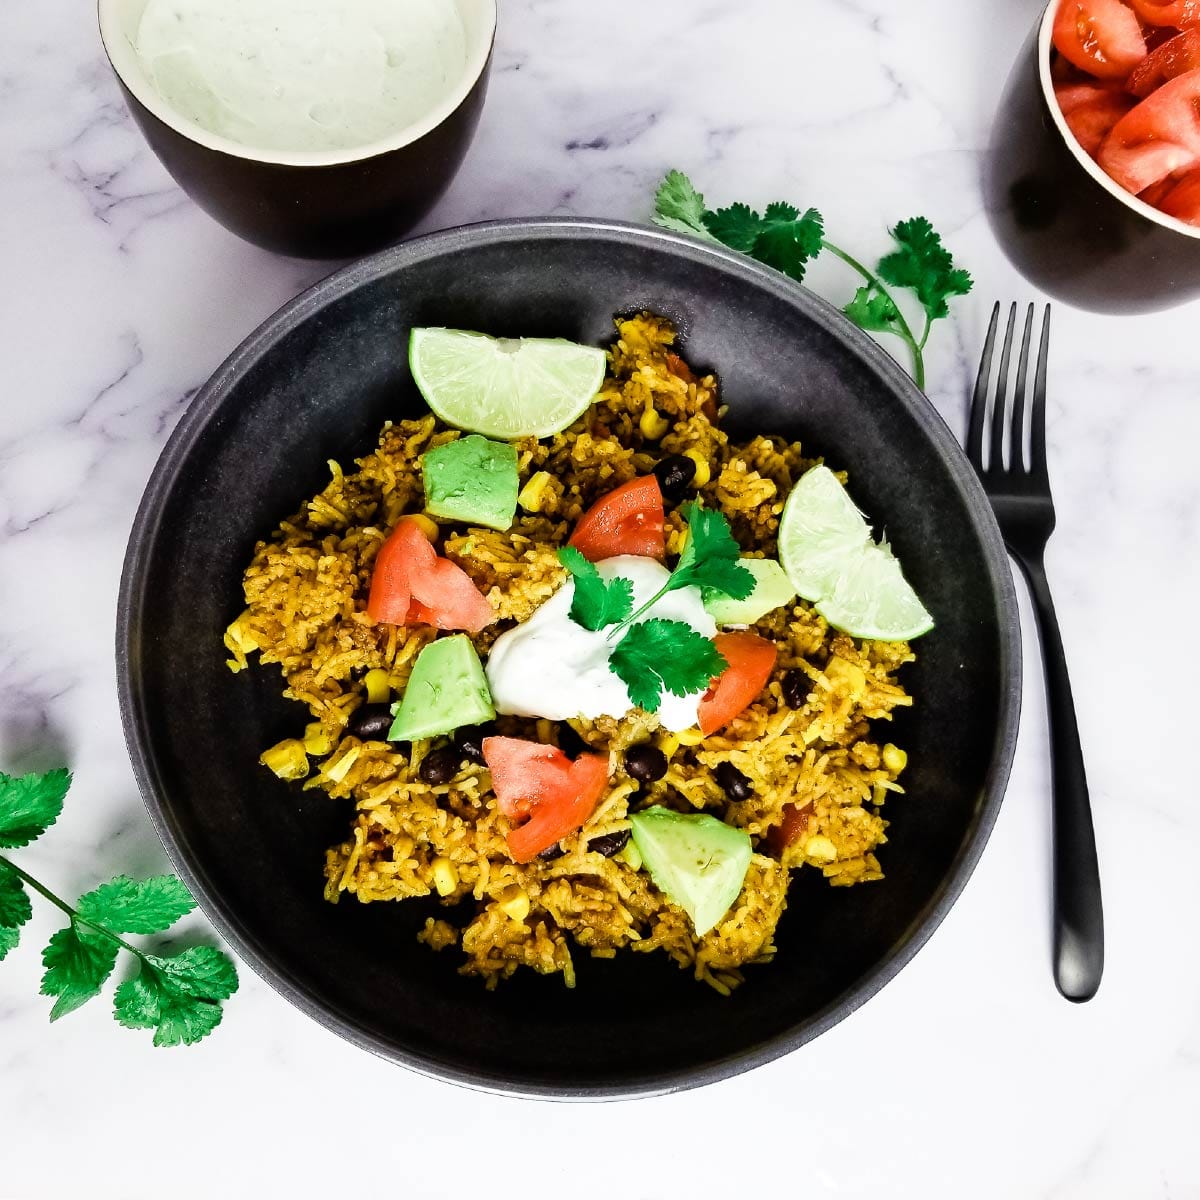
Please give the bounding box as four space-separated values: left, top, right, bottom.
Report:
408 328 606 440
815 543 934 642
777 465 872 602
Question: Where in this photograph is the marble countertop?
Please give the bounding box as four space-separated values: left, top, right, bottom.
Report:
3 0 1198 1195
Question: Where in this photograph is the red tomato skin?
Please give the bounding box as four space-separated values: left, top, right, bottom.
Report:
696 632 778 736
1159 169 1200 222
367 518 432 623
1129 0 1200 27
482 737 572 818
568 476 666 562
1054 81 1136 154
1053 0 1147 79
1127 29 1200 96
506 755 609 863
768 802 815 855
1098 67 1200 193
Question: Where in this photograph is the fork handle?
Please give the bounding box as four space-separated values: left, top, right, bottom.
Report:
1018 555 1105 1002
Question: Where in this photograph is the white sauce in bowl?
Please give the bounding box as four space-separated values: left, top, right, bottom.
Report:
135 0 468 153
485 556 718 733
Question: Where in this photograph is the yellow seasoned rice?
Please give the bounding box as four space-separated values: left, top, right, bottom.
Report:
225 314 915 991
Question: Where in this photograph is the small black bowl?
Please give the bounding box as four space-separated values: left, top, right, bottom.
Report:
985 0 1200 312
117 220 1020 1098
98 0 496 259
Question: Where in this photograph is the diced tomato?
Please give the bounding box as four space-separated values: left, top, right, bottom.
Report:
665 352 696 384
482 736 610 863
1129 0 1200 26
1127 29 1200 96
1098 68 1200 192
1159 169 1200 222
696 632 778 736
367 517 495 631
568 475 665 562
1054 81 1136 154
1053 0 1147 79
767 802 815 855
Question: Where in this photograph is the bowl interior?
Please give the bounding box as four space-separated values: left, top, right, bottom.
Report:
119 223 1018 1097
97 0 498 167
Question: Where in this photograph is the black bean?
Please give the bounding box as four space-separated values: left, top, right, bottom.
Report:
538 841 567 861
346 703 394 740
715 762 754 802
588 830 631 857
652 454 697 503
556 723 588 758
453 722 496 765
781 668 809 709
419 745 462 785
624 743 667 783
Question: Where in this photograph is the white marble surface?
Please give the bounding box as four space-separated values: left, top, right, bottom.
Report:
2 0 1198 1195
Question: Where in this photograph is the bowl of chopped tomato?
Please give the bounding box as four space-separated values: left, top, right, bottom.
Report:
985 0 1200 312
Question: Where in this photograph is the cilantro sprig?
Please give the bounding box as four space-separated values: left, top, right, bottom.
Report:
0 768 238 1046
653 171 973 391
557 546 634 631
610 620 727 713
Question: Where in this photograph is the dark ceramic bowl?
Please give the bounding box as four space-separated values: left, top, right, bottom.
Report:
985 0 1200 312
98 0 496 259
117 220 1020 1098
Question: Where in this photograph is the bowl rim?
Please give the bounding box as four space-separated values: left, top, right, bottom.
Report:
1037 0 1200 240
96 0 498 168
116 217 1022 1100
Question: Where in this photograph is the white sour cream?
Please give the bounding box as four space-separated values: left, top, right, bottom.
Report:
486 556 718 733
135 0 468 153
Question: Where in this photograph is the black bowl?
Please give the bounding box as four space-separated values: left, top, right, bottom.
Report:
117 220 1020 1098
985 0 1200 312
98 0 496 259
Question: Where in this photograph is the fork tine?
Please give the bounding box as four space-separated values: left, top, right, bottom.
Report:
1009 304 1035 472
989 304 1018 472
968 303 1000 469
1030 304 1051 475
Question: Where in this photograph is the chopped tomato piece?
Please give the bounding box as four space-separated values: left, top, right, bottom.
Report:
1098 68 1200 192
1127 29 1200 96
568 475 665 562
665 352 696 384
767 802 815 855
1053 0 1147 79
367 517 494 631
482 736 610 863
1054 81 1136 154
1129 0 1200 26
1159 169 1200 222
696 632 778 736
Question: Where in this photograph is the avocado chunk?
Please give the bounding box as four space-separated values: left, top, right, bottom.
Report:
422 435 519 531
629 806 753 936
388 634 496 742
703 558 797 626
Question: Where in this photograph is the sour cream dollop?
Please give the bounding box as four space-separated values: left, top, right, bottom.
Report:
485 555 717 732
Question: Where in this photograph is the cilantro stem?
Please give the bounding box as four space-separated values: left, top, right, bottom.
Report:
821 240 926 391
0 855 144 957
607 581 672 641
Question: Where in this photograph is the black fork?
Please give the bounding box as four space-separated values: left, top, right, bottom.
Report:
969 302 1103 1002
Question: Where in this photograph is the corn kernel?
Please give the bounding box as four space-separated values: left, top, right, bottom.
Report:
882 743 907 773
676 727 706 746
825 656 867 698
409 513 439 543
325 745 360 783
303 722 333 756
616 841 643 871
391 834 415 861
498 885 530 922
260 739 309 781
639 403 670 441
517 471 553 513
656 732 681 760
804 835 838 862
431 857 458 897
682 449 710 487
364 668 391 705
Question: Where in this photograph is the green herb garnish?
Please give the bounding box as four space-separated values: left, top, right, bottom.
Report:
0 768 238 1046
557 546 634 631
609 619 728 713
653 170 973 391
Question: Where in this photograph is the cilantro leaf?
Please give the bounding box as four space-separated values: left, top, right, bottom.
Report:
610 619 728 713
557 547 634 631
843 285 904 335
702 202 761 252
114 947 238 1047
76 874 196 935
0 768 70 848
673 503 755 600
40 922 120 1021
653 171 719 242
0 924 18 962
703 203 824 283
877 217 973 322
0 863 32 930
